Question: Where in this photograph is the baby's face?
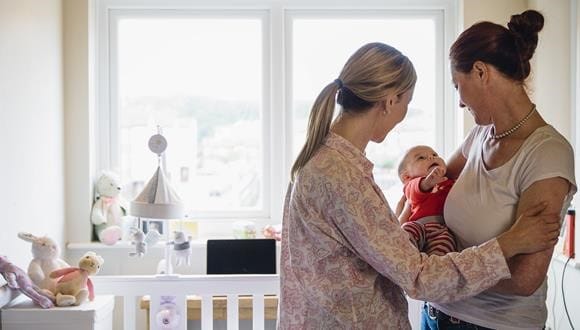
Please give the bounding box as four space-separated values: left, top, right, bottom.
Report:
404 146 446 179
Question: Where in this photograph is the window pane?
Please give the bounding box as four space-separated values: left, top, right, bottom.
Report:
292 18 436 206
117 18 264 214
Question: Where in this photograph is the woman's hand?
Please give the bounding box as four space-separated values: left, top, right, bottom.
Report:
497 202 561 259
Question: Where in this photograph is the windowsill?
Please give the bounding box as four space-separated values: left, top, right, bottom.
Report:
67 237 280 250
68 239 220 250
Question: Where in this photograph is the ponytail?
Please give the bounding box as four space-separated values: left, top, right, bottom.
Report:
290 83 339 182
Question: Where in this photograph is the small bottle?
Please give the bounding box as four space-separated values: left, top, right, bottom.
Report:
563 209 575 258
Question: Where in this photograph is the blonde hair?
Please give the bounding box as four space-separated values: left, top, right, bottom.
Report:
290 42 417 181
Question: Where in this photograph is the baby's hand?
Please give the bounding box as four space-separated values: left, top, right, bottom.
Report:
420 166 448 192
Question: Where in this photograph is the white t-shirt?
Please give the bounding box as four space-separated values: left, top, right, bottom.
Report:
433 125 577 330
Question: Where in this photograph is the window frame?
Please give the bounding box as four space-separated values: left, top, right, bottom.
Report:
94 0 461 224
568 0 580 233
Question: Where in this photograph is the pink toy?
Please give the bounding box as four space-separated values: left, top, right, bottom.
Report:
0 255 54 308
262 224 282 241
48 252 104 307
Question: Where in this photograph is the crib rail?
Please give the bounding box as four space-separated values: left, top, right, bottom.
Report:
92 274 280 330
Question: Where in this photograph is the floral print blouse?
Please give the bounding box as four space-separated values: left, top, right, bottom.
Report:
279 132 511 329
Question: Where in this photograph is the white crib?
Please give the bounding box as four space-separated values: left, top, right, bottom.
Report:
93 274 422 330
92 274 280 330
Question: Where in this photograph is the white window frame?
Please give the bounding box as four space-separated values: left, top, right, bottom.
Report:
94 0 461 224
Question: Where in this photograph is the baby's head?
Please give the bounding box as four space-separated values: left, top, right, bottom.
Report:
397 145 446 184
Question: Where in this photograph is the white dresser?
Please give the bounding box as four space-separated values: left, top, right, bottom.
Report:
1 295 115 330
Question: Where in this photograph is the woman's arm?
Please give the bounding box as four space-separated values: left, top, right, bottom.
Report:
490 177 571 295
446 147 467 180
318 176 559 303
446 125 484 180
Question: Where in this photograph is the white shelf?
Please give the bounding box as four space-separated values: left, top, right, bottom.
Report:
67 240 209 250
553 253 580 269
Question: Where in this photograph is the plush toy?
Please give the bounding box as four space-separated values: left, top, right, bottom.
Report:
47 251 104 307
0 255 54 309
91 172 127 245
262 224 282 241
129 227 161 257
167 231 192 267
17 232 70 293
155 296 181 329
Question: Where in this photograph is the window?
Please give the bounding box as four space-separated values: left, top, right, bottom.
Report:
115 15 267 218
96 0 460 222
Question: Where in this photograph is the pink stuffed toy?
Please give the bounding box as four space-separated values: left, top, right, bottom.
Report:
262 224 282 241
48 252 104 307
0 255 54 308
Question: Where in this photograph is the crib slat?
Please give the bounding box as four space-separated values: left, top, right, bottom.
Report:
150 295 161 330
175 295 187 330
201 295 213 330
123 295 136 330
227 294 239 330
252 294 265 330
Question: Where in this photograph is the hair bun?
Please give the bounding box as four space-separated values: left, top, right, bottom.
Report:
508 10 544 61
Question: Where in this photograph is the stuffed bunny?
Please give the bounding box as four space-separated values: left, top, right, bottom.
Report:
0 255 54 308
48 251 104 307
91 172 127 245
17 232 70 293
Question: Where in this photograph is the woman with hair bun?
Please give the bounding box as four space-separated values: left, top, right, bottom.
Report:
279 40 564 328
423 10 577 329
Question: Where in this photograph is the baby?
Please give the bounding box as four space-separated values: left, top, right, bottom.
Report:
397 145 456 256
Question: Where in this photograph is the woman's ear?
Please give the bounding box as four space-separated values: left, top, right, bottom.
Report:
472 61 488 82
378 100 390 115
383 95 398 114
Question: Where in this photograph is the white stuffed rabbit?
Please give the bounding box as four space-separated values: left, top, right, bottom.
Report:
17 232 70 293
90 172 127 245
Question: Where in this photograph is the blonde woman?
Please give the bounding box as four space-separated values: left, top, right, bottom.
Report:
279 42 562 329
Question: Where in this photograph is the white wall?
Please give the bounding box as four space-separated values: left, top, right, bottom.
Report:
530 0 572 139
548 257 580 330
0 0 65 268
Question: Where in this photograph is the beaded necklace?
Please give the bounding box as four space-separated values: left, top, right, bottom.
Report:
490 104 536 139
